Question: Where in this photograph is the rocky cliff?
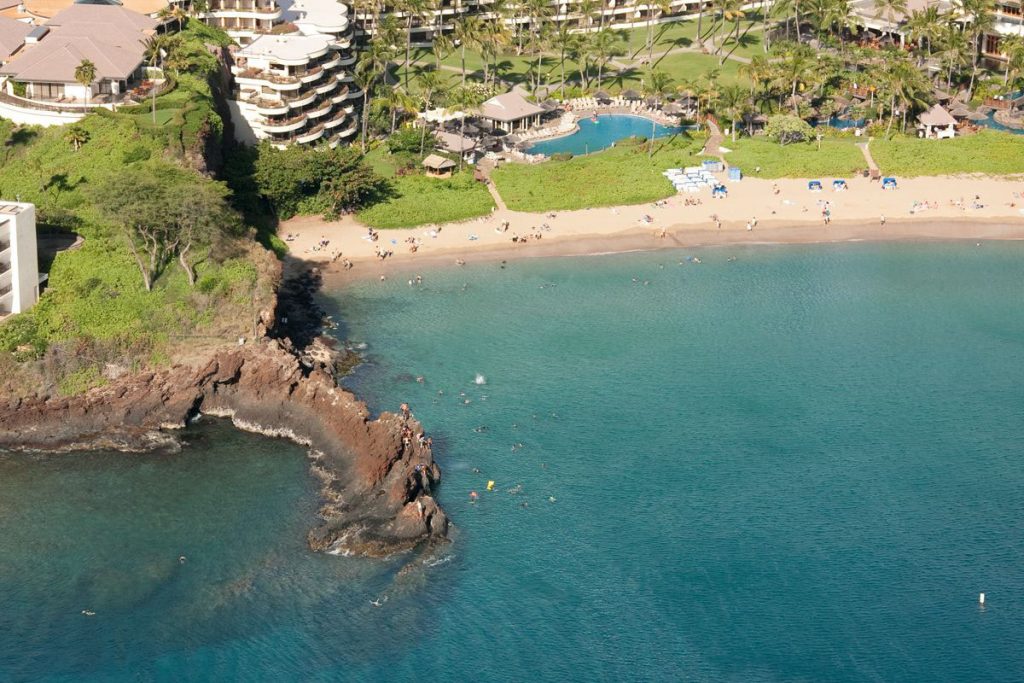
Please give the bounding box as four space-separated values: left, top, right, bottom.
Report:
0 338 449 557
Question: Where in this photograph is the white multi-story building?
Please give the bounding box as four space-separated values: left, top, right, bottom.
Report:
0 201 40 318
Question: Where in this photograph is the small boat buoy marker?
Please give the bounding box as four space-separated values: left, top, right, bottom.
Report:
979 592 985 605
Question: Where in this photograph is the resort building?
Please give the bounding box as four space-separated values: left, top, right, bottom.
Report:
353 0 713 45
478 91 544 132
228 30 358 146
0 4 160 125
0 16 32 65
0 201 40 318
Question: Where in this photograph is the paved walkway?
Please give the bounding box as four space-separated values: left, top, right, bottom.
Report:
858 142 880 176
703 118 725 161
476 157 508 211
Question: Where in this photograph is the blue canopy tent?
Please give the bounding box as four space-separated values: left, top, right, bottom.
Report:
712 184 728 198
832 179 847 191
808 180 823 191
882 177 898 190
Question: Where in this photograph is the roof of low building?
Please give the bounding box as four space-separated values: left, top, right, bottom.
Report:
918 103 956 127
0 16 31 62
0 5 156 81
435 130 477 152
422 153 456 170
479 92 545 122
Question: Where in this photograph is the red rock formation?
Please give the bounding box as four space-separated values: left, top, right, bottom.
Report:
0 339 449 557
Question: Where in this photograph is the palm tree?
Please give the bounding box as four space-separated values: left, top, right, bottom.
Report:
354 45 390 152
447 85 485 171
717 84 748 141
481 19 512 88
873 0 908 44
1000 34 1024 85
416 68 446 153
74 59 96 107
778 46 814 114
570 32 592 90
643 68 673 155
717 0 746 63
64 125 89 151
170 3 188 31
577 0 600 30
906 5 947 59
399 0 432 89
958 0 996 95
385 88 419 134
433 32 454 71
524 0 552 93
646 0 673 62
453 15 484 85
591 28 622 88
552 24 576 99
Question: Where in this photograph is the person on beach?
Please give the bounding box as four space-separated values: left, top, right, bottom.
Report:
880 215 886 226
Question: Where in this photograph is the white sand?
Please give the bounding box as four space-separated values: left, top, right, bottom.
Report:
280 174 1024 279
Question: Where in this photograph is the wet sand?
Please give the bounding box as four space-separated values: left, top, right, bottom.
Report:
279 174 1024 284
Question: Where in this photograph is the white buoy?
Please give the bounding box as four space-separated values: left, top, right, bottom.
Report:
979 592 985 605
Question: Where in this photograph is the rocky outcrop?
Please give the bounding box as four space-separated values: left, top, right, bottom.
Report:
0 339 449 557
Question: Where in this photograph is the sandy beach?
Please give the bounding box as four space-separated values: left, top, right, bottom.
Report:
281 174 1024 281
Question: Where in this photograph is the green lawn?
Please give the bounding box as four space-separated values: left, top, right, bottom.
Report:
131 108 180 126
722 137 866 178
357 147 495 228
869 130 1024 177
491 134 707 212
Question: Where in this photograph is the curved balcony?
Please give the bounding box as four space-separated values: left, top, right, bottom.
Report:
204 6 282 20
335 53 357 67
295 124 326 144
298 66 325 83
255 98 289 115
330 86 351 104
323 111 349 129
315 75 339 94
262 113 307 133
285 89 317 108
320 53 341 70
307 101 333 118
338 121 358 137
234 68 302 91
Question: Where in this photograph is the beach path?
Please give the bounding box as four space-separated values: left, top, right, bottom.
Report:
858 142 880 176
477 157 508 211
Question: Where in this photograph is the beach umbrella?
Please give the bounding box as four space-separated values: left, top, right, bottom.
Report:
967 111 989 121
645 96 660 107
594 90 611 101
662 103 683 115
950 104 971 118
622 89 641 100
540 99 560 111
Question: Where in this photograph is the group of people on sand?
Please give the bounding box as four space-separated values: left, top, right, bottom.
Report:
375 247 394 260
682 197 703 206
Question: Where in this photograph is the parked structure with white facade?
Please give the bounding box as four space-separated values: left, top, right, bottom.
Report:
0 202 40 318
228 29 359 147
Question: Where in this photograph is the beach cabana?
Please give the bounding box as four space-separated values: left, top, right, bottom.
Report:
917 104 956 139
422 154 457 178
832 179 848 191
808 180 823 192
728 167 742 181
882 177 898 190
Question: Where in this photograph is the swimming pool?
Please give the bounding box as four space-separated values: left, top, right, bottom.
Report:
526 114 684 156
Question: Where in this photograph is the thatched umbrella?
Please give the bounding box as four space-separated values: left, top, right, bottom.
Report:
662 102 683 115
594 90 611 102
949 104 972 118
645 96 660 107
967 110 989 122
622 89 641 100
540 99 560 111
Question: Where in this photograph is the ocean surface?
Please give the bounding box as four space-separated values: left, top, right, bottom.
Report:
3 243 1024 681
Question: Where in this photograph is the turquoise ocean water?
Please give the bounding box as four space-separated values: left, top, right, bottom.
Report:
2 243 1024 681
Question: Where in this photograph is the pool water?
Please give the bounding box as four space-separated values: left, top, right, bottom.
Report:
526 114 683 156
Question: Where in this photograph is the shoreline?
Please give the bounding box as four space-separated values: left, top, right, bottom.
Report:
306 216 1024 287
281 174 1024 286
